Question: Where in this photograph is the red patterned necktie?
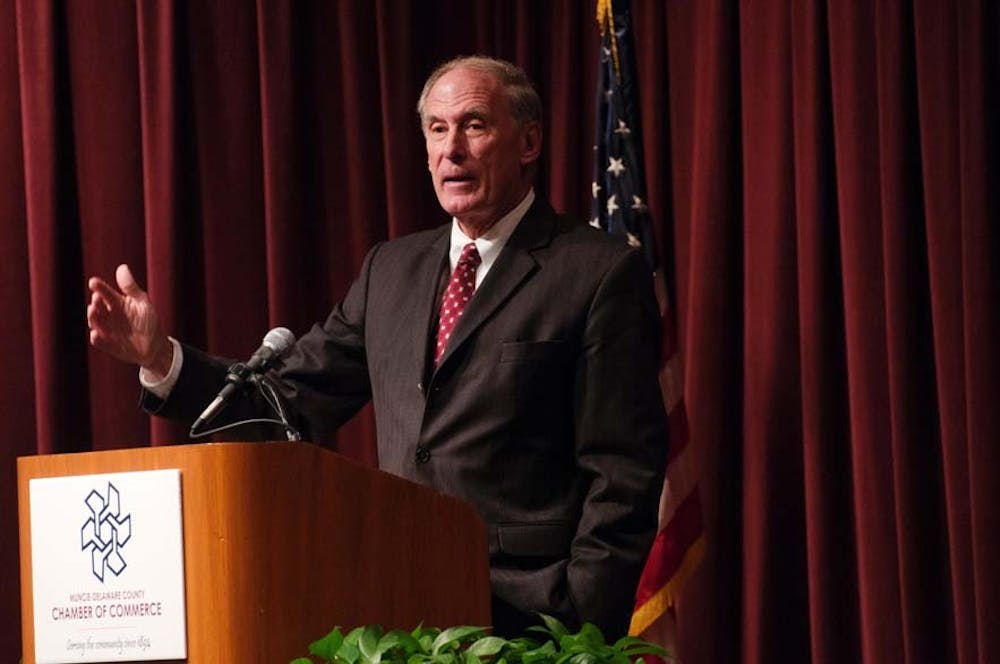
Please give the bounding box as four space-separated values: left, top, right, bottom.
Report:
435 242 481 365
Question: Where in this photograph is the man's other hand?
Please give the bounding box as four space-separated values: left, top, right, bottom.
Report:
87 264 173 378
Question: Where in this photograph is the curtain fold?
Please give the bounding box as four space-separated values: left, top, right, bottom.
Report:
1 1 996 662
675 1 745 658
950 3 1000 661
790 3 860 663
741 0 809 660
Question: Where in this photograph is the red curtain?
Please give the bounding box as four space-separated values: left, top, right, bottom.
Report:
1 1 996 662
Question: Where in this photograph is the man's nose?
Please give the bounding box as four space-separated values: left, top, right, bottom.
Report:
444 128 467 160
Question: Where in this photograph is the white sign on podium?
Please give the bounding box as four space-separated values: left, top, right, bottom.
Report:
29 469 187 663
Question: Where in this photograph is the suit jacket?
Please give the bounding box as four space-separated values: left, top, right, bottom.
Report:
147 198 668 638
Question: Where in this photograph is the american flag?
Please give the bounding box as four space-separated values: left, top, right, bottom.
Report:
591 0 705 648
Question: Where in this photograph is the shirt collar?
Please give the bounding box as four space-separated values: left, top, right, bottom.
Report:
448 189 535 286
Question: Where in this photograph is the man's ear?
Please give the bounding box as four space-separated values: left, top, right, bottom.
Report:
520 121 543 165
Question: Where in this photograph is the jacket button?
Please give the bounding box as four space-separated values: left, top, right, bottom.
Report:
417 381 424 393
415 446 431 464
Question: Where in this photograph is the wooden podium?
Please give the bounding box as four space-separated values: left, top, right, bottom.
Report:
18 442 491 663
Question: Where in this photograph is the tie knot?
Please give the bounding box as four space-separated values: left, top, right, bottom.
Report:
458 242 481 268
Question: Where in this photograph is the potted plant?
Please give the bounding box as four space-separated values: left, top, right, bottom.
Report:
291 614 671 664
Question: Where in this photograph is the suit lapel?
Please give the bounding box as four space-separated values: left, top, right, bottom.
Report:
433 199 557 372
410 227 451 383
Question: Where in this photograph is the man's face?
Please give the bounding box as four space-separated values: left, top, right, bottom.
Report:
423 67 541 236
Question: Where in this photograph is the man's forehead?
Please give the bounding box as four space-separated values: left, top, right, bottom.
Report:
425 67 504 106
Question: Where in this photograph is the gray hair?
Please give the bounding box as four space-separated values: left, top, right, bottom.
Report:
416 55 542 129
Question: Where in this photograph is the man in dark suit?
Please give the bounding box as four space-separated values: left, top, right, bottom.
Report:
87 56 668 639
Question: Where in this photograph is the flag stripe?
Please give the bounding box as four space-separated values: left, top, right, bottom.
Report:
634 487 704 605
664 395 689 464
657 425 697 525
629 535 707 636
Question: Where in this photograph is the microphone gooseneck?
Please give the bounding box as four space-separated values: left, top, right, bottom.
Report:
190 327 296 435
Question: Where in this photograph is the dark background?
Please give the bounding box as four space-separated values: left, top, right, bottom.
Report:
2 1 997 662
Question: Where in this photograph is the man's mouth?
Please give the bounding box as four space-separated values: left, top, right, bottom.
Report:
442 174 476 185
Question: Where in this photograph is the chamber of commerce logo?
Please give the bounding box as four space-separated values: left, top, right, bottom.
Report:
80 482 132 582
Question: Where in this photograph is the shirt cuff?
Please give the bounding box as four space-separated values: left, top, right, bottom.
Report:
138 337 183 400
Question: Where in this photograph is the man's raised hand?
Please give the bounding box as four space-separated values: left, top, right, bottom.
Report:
87 264 173 378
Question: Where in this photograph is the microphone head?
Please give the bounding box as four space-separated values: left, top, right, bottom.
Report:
262 327 296 357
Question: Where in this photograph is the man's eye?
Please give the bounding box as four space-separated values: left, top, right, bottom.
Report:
466 122 486 132
429 124 447 134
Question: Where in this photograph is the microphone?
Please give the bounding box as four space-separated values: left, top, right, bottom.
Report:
191 327 295 433
241 326 296 374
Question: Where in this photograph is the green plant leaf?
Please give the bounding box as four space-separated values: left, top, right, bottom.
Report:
431 626 488 655
568 653 599 664
608 651 632 664
575 624 606 648
465 636 508 658
359 626 386 664
411 625 436 639
338 641 361 664
522 639 557 664
379 629 423 658
535 614 569 639
290 659 315 664
415 629 438 653
612 634 669 660
621 645 669 658
309 627 345 660
508 636 545 652
554 634 586 656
